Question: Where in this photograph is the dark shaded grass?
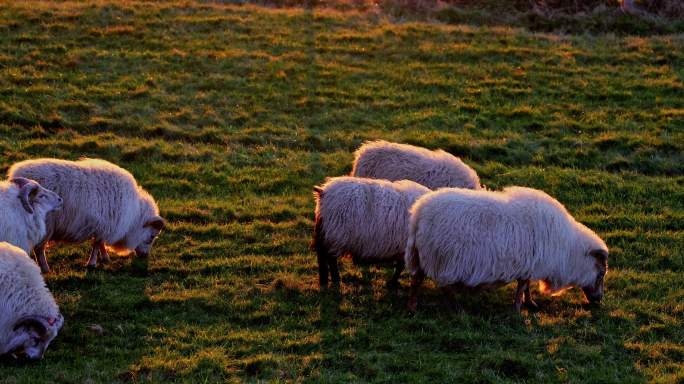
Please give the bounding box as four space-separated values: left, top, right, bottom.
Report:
0 1 682 382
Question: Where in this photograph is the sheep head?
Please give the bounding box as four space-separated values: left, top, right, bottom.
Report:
3 314 63 361
133 215 165 258
581 249 608 304
10 178 63 215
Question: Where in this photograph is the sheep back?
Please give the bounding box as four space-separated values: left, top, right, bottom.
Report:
351 140 481 190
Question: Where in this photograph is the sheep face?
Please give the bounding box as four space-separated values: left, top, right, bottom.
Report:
31 186 63 215
5 314 63 361
132 216 165 258
537 247 608 303
580 249 608 303
10 178 63 215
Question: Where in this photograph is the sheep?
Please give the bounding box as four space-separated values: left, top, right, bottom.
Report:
0 242 64 361
8 158 165 273
312 176 431 288
0 178 63 256
351 140 481 190
405 187 609 312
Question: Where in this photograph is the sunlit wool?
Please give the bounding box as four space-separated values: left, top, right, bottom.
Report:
0 178 61 256
313 176 430 285
8 158 165 272
0 242 63 360
351 140 481 190
406 187 608 293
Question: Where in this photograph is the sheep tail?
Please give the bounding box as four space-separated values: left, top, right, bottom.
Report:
405 230 419 277
311 213 330 287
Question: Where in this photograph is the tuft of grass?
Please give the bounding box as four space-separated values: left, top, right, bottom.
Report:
0 1 682 382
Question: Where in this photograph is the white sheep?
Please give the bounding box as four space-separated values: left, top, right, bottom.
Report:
0 178 62 256
405 187 608 312
312 176 430 288
351 140 481 190
0 242 64 361
8 158 165 273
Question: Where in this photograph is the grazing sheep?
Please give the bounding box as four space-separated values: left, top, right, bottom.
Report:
312 176 431 288
8 158 165 273
351 140 481 190
0 242 63 361
0 178 62 256
405 187 608 312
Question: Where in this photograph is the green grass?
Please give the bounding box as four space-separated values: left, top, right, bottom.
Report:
0 1 683 382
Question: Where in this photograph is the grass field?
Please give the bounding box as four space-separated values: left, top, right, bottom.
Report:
0 1 683 382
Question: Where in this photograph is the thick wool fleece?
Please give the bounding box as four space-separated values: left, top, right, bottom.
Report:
351 140 481 190
0 242 61 354
406 187 608 292
8 158 160 252
315 176 430 263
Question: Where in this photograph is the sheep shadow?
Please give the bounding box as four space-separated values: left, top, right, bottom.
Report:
270 263 647 382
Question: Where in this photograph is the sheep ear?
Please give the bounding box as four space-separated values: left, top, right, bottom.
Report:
13 316 49 337
10 177 32 188
589 249 608 264
11 178 40 214
145 216 165 231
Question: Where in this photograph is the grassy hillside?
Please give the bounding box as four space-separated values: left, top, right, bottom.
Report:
0 1 682 382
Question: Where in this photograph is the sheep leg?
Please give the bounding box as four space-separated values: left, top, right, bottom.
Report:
316 246 329 288
328 256 340 285
99 242 110 264
34 243 50 274
387 259 404 289
407 270 424 313
514 279 529 312
524 283 538 310
87 239 103 268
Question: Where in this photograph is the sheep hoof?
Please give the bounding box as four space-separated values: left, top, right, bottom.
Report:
386 279 400 290
86 263 97 271
40 265 50 274
525 299 539 310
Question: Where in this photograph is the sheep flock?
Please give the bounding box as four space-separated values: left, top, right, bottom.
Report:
0 140 610 361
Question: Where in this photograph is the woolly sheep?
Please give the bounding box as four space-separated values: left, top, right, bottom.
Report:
0 178 62 256
8 158 165 273
312 176 431 288
0 242 63 361
405 187 608 312
351 140 481 190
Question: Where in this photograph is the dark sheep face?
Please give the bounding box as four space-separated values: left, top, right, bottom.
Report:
581 249 608 304
133 216 165 258
4 314 63 361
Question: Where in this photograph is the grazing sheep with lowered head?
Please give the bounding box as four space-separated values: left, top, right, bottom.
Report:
405 187 608 312
0 242 64 361
8 158 165 273
0 178 62 256
312 176 431 288
351 140 481 190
